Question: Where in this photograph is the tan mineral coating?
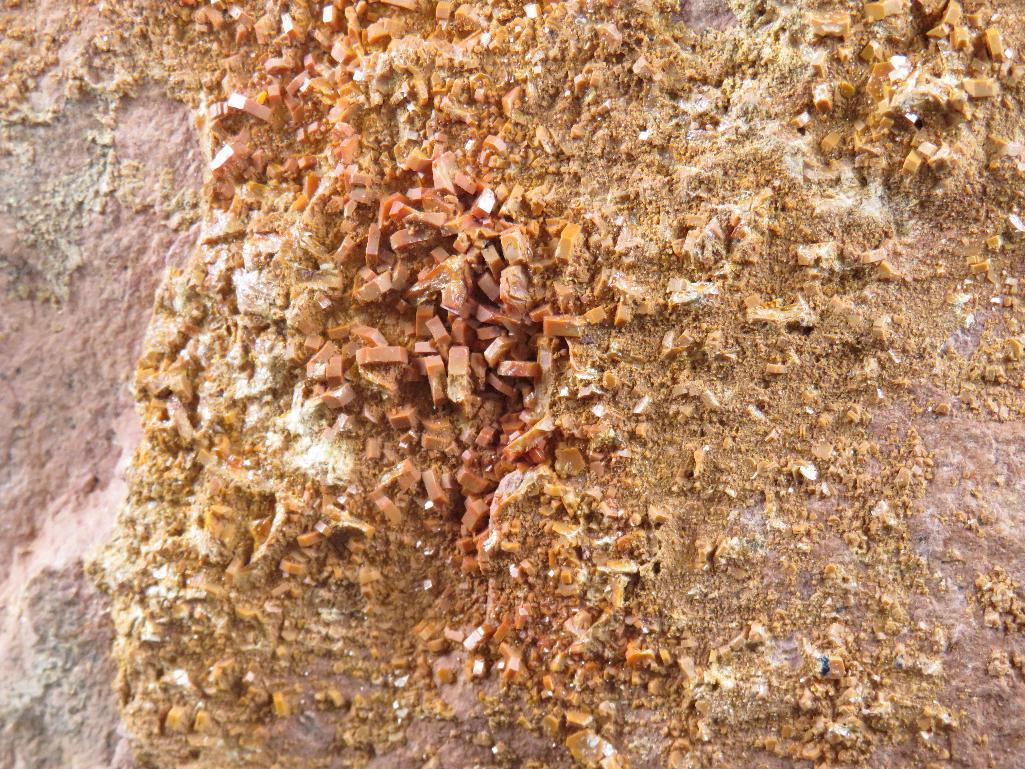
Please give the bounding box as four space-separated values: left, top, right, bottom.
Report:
9 0 1017 767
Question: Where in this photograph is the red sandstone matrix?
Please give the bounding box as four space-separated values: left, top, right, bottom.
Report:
5 1 1024 768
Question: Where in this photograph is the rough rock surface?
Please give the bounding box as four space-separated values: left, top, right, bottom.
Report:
96 0 1025 766
4 2 1025 769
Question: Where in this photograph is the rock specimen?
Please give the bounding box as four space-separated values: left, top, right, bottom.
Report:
87 1 1025 767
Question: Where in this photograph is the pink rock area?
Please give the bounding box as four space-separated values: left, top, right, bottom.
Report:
0 6 202 762
674 0 737 30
